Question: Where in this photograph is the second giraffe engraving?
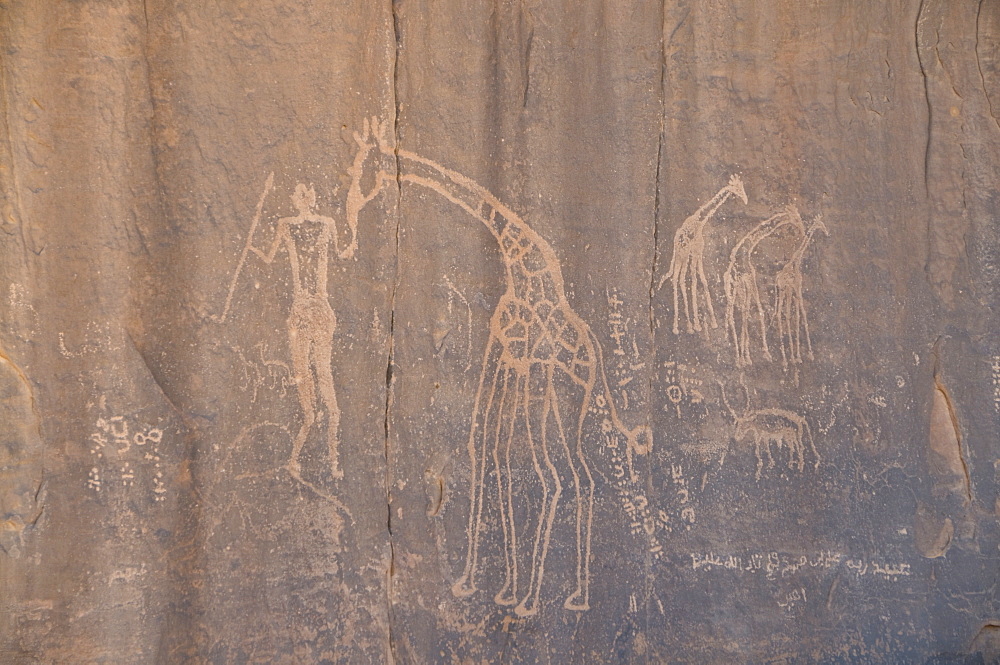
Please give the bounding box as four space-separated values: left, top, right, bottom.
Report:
348 118 652 616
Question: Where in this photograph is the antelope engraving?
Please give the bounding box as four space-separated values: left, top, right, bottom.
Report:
719 382 818 480
347 118 651 616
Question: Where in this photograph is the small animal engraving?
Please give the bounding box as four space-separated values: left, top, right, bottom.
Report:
720 382 819 480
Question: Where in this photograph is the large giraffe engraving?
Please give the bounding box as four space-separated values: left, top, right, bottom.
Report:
348 118 652 616
657 175 748 334
723 206 804 366
774 217 828 368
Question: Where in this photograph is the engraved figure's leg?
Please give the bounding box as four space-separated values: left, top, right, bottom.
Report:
515 365 562 617
677 253 694 333
799 288 814 361
753 432 764 481
494 365 520 606
738 287 752 366
794 430 806 471
725 277 739 358
752 280 772 361
313 312 343 478
696 252 718 330
689 252 703 332
775 287 789 369
563 370 593 612
670 252 682 335
288 321 317 479
453 336 505 598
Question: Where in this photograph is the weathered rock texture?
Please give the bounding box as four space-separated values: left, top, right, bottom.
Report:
0 1 998 662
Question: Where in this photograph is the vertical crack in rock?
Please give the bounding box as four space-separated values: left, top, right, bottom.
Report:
975 0 1000 131
930 340 973 506
915 0 932 200
135 0 164 253
643 3 669 642
0 13 29 254
520 3 534 108
383 2 404 663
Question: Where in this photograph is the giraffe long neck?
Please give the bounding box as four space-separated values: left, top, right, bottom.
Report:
732 212 791 259
692 187 733 226
394 149 533 243
391 148 565 298
789 227 819 270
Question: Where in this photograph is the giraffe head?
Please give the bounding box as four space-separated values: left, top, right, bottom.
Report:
807 215 829 238
783 204 805 235
728 174 748 205
344 116 396 259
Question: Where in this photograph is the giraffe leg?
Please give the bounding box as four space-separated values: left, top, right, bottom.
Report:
752 282 772 361
493 365 520 606
792 294 802 363
677 254 695 333
799 288 814 361
725 282 739 360
563 371 593 612
696 253 718 330
776 289 789 370
671 260 682 335
753 433 764 481
689 254 703 332
739 301 751 366
288 327 316 480
515 365 561 617
452 337 504 598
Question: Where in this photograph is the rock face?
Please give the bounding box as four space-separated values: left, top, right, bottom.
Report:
1 1 998 662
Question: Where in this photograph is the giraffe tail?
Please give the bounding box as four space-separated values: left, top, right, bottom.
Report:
589 329 653 458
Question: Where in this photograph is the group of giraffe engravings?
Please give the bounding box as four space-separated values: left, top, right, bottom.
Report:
658 174 828 368
221 117 827 616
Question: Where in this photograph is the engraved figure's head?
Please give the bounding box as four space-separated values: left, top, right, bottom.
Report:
291 184 317 214
808 216 829 238
728 174 749 205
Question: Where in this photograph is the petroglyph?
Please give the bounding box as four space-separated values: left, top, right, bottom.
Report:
661 361 705 418
235 343 293 403
220 167 357 481
774 217 829 368
658 175 748 334
723 205 805 366
720 382 819 480
346 117 652 616
87 412 165 502
992 355 1000 413
670 463 697 528
442 275 474 371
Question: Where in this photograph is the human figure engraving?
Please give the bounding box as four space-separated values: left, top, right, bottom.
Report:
224 176 357 481
723 206 804 366
658 175 748 334
347 118 652 616
774 217 828 368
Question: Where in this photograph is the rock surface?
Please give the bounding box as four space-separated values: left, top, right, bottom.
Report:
0 1 997 662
